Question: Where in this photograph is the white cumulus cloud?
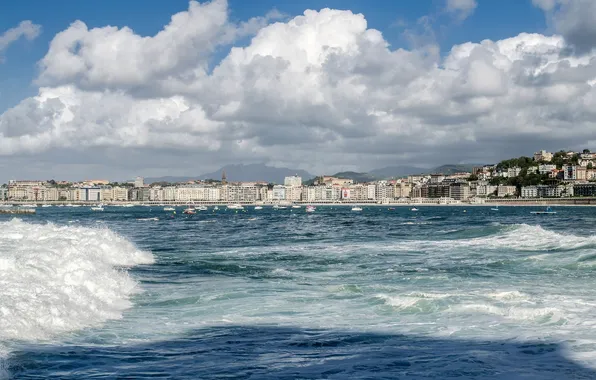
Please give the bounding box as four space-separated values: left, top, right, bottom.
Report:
1 0 596 180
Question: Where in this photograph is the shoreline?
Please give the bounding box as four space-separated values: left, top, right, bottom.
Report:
1 200 596 207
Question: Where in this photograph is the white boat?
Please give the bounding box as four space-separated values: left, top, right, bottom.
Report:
306 205 316 213
21 204 37 208
227 203 244 210
164 207 175 211
411 207 419 212
183 207 196 214
41 204 52 208
292 205 302 209
91 205 104 211
351 206 363 211
197 205 208 211
531 206 556 215
491 205 499 211
254 206 263 210
122 204 135 208
214 206 219 210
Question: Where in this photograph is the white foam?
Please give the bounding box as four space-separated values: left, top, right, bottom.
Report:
0 219 154 342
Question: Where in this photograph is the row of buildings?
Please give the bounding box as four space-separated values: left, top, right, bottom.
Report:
4 149 596 203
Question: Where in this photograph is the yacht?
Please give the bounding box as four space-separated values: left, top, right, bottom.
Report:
411 207 419 212
292 205 302 209
306 205 316 213
91 204 104 211
227 204 244 210
254 206 263 210
491 205 499 211
351 206 363 212
214 206 219 210
41 204 52 208
164 206 175 211
197 205 208 211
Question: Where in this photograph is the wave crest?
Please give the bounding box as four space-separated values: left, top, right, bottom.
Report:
0 219 153 342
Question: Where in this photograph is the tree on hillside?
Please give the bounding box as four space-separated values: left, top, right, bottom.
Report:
584 149 591 154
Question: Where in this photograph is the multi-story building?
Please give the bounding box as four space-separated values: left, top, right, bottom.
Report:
449 182 470 201
429 174 445 184
573 183 596 197
521 185 566 198
0 187 7 200
538 164 556 174
534 150 553 162
227 184 259 202
497 185 517 197
79 187 101 201
284 176 302 187
426 184 450 198
563 165 577 181
135 176 145 188
112 186 130 201
521 186 538 198
272 185 286 201
375 182 395 201
395 182 412 198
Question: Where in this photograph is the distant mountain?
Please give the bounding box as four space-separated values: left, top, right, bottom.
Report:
143 176 198 184
331 171 378 183
199 164 313 184
431 164 477 175
369 165 428 179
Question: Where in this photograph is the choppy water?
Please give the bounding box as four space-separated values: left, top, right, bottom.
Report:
3 205 596 379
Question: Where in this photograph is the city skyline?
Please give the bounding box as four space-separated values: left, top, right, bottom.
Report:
2 1 596 180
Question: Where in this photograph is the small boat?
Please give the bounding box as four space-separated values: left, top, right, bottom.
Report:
411 207 419 212
91 204 104 211
531 206 557 215
197 205 208 211
41 204 52 208
491 205 499 211
183 208 196 214
21 204 37 208
214 206 219 210
351 206 363 211
227 204 244 210
292 205 302 209
306 205 316 213
254 206 263 210
164 207 175 211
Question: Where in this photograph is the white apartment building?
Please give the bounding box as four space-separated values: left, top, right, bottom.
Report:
227 185 259 202
285 186 302 202
476 184 498 197
272 185 286 200
284 176 302 187
497 185 517 197
563 165 577 180
135 176 144 188
367 184 376 200
538 164 556 174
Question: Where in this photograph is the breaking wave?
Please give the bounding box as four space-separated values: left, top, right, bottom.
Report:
0 218 154 377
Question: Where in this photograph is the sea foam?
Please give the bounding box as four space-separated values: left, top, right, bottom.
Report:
0 219 154 342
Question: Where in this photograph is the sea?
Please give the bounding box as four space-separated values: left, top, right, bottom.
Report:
2 205 596 379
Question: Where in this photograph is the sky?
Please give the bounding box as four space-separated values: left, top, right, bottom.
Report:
0 0 595 181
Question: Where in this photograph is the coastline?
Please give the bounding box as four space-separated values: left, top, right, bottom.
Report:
2 199 596 207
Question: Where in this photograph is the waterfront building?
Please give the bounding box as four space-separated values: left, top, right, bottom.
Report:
227 184 259 202
135 176 145 188
573 183 596 197
272 185 286 201
449 182 470 201
78 187 101 201
429 174 445 184
497 185 517 197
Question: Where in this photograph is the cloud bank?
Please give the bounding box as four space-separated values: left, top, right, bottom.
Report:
1 0 596 179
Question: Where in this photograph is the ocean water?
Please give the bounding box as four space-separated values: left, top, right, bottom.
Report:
2 205 596 379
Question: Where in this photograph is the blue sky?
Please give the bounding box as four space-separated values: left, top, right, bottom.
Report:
1 0 546 113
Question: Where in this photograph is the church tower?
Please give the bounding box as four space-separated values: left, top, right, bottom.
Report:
222 170 227 184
